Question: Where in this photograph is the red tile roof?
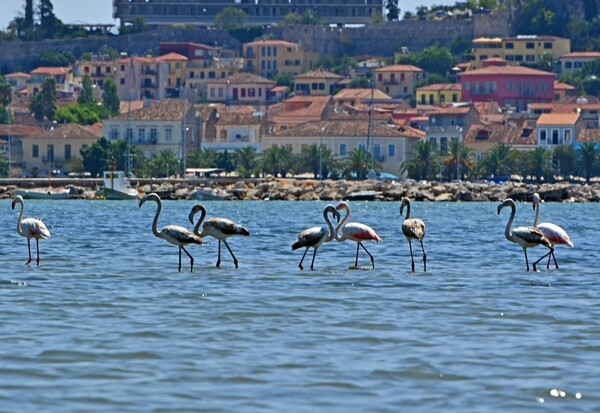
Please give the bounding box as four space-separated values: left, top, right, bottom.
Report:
294 70 345 80
158 52 188 61
30 66 71 75
244 39 298 47
560 52 600 59
333 88 391 100
461 66 554 77
6 72 30 79
211 72 276 85
537 113 580 125
416 83 461 91
374 64 424 73
271 119 419 138
111 99 185 121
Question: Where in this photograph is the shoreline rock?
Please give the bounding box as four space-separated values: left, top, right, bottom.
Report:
1 178 599 202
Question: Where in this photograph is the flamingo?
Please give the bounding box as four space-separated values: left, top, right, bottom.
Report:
399 197 426 272
532 193 574 269
12 195 51 266
139 193 204 272
498 198 553 272
334 201 382 269
189 204 250 268
291 205 340 270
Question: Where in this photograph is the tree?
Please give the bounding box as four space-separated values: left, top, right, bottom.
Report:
102 78 120 116
119 17 147 35
235 147 260 178
37 0 63 39
217 150 236 173
262 146 295 177
298 143 337 179
0 75 11 124
348 77 371 88
397 45 456 76
477 143 517 178
78 74 95 105
442 140 475 181
215 7 248 30
30 77 57 121
0 151 8 177
577 142 599 183
385 0 400 21
403 140 439 180
553 145 576 179
343 148 380 180
146 149 179 178
188 148 218 168
272 73 294 88
80 137 114 176
522 147 552 183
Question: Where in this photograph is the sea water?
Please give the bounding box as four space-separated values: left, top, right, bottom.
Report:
1 199 598 412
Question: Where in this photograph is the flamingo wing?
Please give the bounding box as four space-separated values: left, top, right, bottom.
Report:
513 225 551 248
292 226 327 250
205 218 250 237
341 222 382 242
21 218 51 239
162 225 204 246
537 222 573 247
402 218 425 241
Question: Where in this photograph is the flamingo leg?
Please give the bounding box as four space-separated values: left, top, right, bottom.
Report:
420 240 426 272
359 243 375 269
310 248 318 271
298 248 309 270
547 251 559 269
354 243 360 268
408 239 415 272
533 248 553 272
216 241 221 268
181 245 194 271
25 238 32 265
223 240 238 269
523 248 530 272
36 238 40 266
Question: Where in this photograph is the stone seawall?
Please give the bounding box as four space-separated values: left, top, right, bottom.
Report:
1 178 599 203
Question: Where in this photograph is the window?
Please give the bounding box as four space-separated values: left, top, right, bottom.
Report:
65 144 72 161
526 42 535 49
552 129 559 144
165 128 173 141
574 62 583 68
540 129 547 142
120 65 125 71
126 128 133 142
388 144 395 158
514 55 523 61
440 137 448 153
565 129 571 143
421 94 426 105
120 78 125 85
479 54 488 61
374 144 382 161
138 128 146 143
339 143 347 156
464 81 470 91
109 128 119 140
526 55 535 62
311 82 318 90
319 83 325 90
32 144 39 158
218 87 223 97
543 42 552 49
210 88 215 98
506 55 514 61
565 62 572 68
248 88 255 97
505 42 514 49
452 93 458 102
150 128 158 144
358 143 366 151
241 88 246 98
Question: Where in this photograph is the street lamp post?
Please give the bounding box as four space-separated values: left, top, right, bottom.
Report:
7 107 11 178
319 127 325 180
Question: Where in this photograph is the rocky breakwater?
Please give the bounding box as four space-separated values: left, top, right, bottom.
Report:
138 179 600 203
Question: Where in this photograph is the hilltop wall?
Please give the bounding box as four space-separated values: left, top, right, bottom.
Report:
0 12 512 73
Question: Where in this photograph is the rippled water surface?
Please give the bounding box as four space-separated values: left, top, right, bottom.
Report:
1 199 599 412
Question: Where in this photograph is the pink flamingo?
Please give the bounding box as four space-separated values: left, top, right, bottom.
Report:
498 198 553 272
139 193 204 272
12 195 51 266
292 204 340 270
532 193 574 269
334 201 382 269
400 197 426 272
189 204 250 268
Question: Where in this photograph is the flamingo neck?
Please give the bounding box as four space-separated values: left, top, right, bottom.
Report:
150 197 162 238
15 200 24 234
504 202 516 241
193 207 207 236
324 209 336 242
403 200 411 220
334 204 350 241
533 198 541 227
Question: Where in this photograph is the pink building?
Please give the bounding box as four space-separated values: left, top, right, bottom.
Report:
460 65 554 111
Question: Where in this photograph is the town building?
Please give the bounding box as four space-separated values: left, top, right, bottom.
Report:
471 35 570 70
243 40 316 78
373 65 425 99
294 70 345 96
206 73 276 106
558 51 600 74
28 66 74 97
269 95 334 132
416 83 462 107
333 88 391 107
536 113 582 146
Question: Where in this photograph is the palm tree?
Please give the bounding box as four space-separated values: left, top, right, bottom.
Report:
343 148 380 180
522 147 553 183
146 149 179 177
188 148 218 168
403 140 439 180
0 151 8 177
477 143 517 178
552 144 576 179
577 142 599 183
262 145 295 177
235 146 260 178
299 143 339 178
442 140 475 181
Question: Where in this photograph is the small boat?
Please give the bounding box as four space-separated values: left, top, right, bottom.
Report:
345 190 382 201
13 187 71 200
96 171 139 200
190 188 228 201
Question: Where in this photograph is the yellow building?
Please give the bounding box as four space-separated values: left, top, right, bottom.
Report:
157 52 188 96
243 40 316 78
373 65 425 99
416 83 462 107
471 35 570 69
294 70 345 96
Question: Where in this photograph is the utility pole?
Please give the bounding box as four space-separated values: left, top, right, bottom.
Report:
7 107 11 178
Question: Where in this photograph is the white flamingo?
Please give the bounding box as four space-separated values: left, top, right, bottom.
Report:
498 198 553 272
12 195 51 266
334 201 382 269
400 197 426 272
139 193 204 272
189 204 250 268
532 192 574 269
291 204 340 270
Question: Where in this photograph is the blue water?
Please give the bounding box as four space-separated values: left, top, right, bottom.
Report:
1 199 599 412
